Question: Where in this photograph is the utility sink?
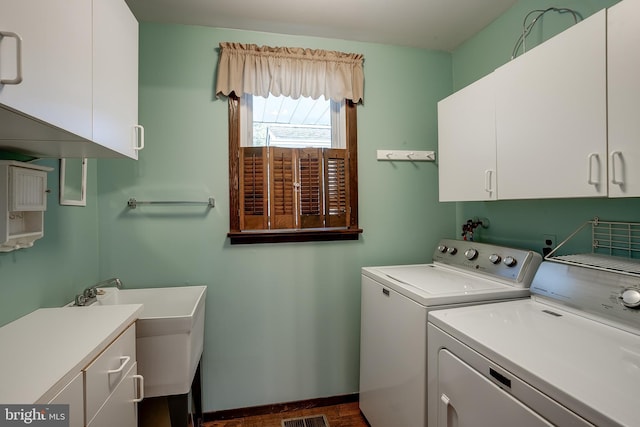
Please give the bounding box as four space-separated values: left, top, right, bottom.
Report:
95 285 207 398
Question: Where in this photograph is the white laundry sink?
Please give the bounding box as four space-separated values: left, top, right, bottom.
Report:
95 285 207 398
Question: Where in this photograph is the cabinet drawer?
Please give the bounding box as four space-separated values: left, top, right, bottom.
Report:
85 324 136 424
88 362 140 427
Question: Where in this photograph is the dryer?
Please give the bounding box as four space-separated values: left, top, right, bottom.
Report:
427 260 640 427
359 239 542 427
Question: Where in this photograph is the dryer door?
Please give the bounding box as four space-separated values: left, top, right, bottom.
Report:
437 349 593 427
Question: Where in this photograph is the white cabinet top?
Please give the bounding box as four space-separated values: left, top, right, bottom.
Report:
0 305 141 404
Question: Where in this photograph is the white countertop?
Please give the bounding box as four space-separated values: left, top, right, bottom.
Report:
0 305 142 404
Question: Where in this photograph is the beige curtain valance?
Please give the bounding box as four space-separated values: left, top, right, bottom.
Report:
215 42 364 103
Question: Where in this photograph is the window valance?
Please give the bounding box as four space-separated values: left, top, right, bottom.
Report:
215 42 365 103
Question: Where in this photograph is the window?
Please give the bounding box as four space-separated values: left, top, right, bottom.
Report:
246 94 341 148
227 94 361 244
215 42 364 243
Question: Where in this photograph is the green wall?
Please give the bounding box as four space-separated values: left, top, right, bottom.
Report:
96 24 454 411
0 159 100 327
451 0 636 252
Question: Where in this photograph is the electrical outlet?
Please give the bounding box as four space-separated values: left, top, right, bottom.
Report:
543 234 556 248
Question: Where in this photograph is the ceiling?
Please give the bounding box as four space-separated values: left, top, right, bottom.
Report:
125 0 517 51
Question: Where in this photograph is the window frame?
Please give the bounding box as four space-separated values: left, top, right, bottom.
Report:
227 94 362 244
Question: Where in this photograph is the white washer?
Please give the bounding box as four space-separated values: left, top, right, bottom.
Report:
428 261 640 427
359 239 542 427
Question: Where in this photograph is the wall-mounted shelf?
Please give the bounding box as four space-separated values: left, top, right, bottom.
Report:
0 160 53 252
545 217 640 277
376 150 435 161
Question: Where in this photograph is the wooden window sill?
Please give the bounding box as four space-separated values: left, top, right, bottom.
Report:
228 228 363 244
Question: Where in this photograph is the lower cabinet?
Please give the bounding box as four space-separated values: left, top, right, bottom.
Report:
85 324 141 427
48 372 84 427
47 323 142 427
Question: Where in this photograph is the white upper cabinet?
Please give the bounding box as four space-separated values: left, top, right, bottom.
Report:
607 0 640 198
0 0 140 159
0 0 93 140
494 9 607 200
438 73 497 202
93 0 141 159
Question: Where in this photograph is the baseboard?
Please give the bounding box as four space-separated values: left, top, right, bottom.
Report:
203 393 359 422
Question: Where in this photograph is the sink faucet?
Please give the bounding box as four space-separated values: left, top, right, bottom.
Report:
74 278 124 306
94 277 124 289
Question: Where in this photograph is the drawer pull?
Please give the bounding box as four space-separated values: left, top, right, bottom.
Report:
107 356 131 376
132 374 145 403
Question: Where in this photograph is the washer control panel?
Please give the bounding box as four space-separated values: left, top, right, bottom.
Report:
432 239 542 285
531 261 640 334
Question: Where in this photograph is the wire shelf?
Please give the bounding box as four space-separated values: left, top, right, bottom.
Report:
545 218 640 277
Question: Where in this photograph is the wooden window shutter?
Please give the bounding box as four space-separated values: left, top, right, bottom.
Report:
298 148 324 229
269 147 296 229
239 147 268 230
324 148 349 228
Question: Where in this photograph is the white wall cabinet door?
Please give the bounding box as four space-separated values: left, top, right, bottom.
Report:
438 73 497 202
93 0 141 159
0 0 140 159
494 10 607 200
607 0 640 198
0 0 93 140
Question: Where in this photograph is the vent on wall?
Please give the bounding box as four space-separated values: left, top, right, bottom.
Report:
281 414 329 427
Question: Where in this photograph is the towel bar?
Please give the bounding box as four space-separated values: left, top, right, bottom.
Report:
127 197 215 209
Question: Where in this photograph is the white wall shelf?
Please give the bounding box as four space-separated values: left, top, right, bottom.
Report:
0 160 53 252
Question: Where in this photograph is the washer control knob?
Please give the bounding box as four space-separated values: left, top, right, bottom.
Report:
464 248 478 260
447 247 457 255
488 254 501 264
503 256 517 267
437 245 447 253
621 288 640 308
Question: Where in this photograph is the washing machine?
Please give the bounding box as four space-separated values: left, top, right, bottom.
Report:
359 238 542 427
427 260 640 427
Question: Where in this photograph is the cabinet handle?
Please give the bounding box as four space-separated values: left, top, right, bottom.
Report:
0 31 23 85
107 355 131 376
132 374 145 403
133 125 145 151
611 151 624 185
587 153 601 185
484 169 494 194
